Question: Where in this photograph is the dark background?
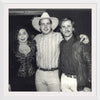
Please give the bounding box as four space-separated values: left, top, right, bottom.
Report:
9 9 91 46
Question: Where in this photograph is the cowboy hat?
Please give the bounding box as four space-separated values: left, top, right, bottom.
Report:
32 12 59 32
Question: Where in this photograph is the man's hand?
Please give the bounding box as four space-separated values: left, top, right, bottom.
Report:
79 87 91 92
80 34 89 44
83 87 91 92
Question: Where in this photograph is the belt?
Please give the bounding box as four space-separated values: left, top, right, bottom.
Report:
38 67 58 71
65 74 77 78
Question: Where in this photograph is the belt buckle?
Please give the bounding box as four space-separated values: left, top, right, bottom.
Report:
72 75 74 78
71 75 76 78
67 74 76 78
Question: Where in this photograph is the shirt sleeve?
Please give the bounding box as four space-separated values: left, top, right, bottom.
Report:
72 41 91 91
82 43 91 83
58 42 63 79
33 34 41 42
33 35 38 42
58 32 63 43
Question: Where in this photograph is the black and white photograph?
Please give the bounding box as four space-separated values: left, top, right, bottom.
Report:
9 8 92 92
2 3 97 97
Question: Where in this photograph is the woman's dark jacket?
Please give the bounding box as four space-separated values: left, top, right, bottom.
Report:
9 40 37 86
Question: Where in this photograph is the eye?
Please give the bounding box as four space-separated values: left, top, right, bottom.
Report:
47 23 50 25
67 25 71 27
18 32 21 36
40 23 44 26
23 32 27 35
62 26 66 28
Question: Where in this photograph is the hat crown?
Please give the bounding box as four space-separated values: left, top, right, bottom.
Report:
41 12 50 18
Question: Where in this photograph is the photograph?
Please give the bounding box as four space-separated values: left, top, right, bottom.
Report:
2 3 97 98
9 8 92 92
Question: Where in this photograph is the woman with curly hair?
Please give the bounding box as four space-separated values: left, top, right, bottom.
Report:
9 26 37 91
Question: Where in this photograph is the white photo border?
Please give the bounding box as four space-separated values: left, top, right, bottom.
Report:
0 1 99 100
4 3 96 96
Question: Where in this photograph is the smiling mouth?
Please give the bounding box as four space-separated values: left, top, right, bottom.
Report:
44 28 48 31
21 38 25 41
65 30 70 32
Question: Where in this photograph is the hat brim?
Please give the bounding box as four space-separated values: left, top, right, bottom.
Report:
32 17 59 32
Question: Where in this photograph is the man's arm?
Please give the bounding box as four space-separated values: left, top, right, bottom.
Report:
78 43 91 92
82 43 91 87
58 43 62 80
72 41 91 91
77 43 91 91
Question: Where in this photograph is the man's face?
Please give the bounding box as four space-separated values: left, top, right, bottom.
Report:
60 20 74 37
18 29 28 43
39 18 52 35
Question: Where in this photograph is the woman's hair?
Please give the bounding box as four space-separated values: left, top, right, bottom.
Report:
13 26 32 51
15 26 32 42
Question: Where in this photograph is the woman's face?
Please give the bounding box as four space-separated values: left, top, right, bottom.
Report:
18 29 29 43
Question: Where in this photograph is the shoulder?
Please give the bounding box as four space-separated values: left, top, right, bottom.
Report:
54 32 62 37
59 40 65 48
28 40 36 47
73 39 83 46
53 32 63 42
73 40 80 47
33 34 42 41
28 40 36 51
72 40 90 53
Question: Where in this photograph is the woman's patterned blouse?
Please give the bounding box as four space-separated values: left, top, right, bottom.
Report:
15 41 36 78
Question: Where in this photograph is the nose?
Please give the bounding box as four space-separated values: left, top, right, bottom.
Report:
44 24 48 27
20 35 24 38
44 25 48 29
65 27 68 30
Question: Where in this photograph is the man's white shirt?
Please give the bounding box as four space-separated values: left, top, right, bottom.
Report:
34 32 63 69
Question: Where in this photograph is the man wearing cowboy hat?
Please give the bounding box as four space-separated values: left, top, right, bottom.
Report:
32 12 89 91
